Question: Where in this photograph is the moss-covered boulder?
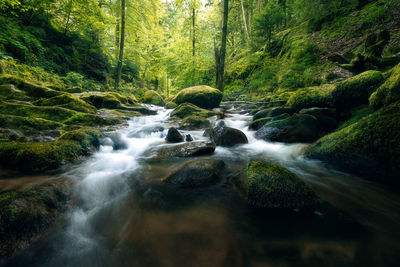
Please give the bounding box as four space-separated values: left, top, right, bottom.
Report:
369 63 400 110
299 108 338 132
207 126 248 147
165 101 177 109
234 161 318 209
0 128 101 173
81 92 122 109
34 93 97 114
306 102 400 185
0 75 61 98
0 115 62 131
170 103 221 119
0 179 73 257
163 158 225 188
173 85 223 109
63 113 123 126
0 84 27 100
249 114 290 131
330 70 384 110
255 114 323 143
141 90 165 106
179 115 210 130
286 84 335 111
253 107 295 121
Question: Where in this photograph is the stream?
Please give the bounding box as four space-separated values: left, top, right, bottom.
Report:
2 104 400 267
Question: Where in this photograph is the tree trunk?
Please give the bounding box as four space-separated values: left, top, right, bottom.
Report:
192 8 196 57
241 0 250 43
64 0 73 35
115 0 125 90
216 0 229 91
257 0 261 14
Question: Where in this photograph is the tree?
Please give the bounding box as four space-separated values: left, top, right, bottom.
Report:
115 0 126 89
215 0 229 91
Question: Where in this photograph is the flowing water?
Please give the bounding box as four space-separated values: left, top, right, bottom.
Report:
2 104 400 267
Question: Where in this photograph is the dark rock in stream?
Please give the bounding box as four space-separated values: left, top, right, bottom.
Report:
163 158 226 188
299 107 338 132
144 141 215 159
206 126 248 147
185 134 193 142
165 127 184 143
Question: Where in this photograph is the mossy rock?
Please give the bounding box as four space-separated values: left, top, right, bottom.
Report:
141 90 164 106
369 63 400 110
0 114 62 131
163 158 225 188
235 161 318 209
173 85 223 109
170 103 221 119
305 102 400 185
299 108 338 132
33 93 97 114
0 84 28 100
0 128 102 173
179 115 210 130
63 113 124 126
0 101 78 122
0 75 60 98
0 179 72 256
255 114 323 143
330 70 384 110
249 114 290 131
253 107 295 121
286 84 335 111
80 92 122 109
165 101 177 109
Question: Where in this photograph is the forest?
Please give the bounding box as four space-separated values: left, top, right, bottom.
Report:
0 0 400 266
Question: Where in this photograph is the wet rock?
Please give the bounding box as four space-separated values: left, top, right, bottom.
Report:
105 132 128 150
299 107 338 132
185 134 193 142
248 113 290 131
163 158 225 188
232 161 319 209
179 115 210 130
6 129 23 141
253 107 295 121
165 127 184 143
128 125 164 138
145 141 215 159
255 114 322 143
216 120 226 127
206 126 248 147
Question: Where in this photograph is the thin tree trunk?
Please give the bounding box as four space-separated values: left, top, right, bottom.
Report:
241 0 250 43
257 0 261 14
64 0 73 35
216 0 229 91
115 0 125 90
192 8 196 57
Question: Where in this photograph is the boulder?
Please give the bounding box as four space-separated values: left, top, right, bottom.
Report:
163 158 225 188
179 115 210 130
145 141 215 159
286 84 335 111
249 113 290 131
305 102 400 186
173 85 223 109
255 114 322 143
233 161 318 209
299 107 338 132
170 103 221 119
165 101 177 109
207 126 248 147
253 107 295 121
142 90 165 106
185 134 193 142
165 127 183 143
369 63 400 110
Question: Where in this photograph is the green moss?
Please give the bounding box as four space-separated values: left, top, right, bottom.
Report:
0 101 78 122
165 101 178 109
173 85 223 109
0 75 60 98
331 70 384 110
306 102 400 185
249 114 290 131
63 113 123 126
286 84 335 110
141 90 165 106
337 105 372 130
0 84 27 100
103 109 141 118
33 93 97 114
239 161 317 209
170 103 222 119
0 114 62 131
369 63 400 109
105 92 137 105
180 115 210 129
80 93 122 109
0 128 102 173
